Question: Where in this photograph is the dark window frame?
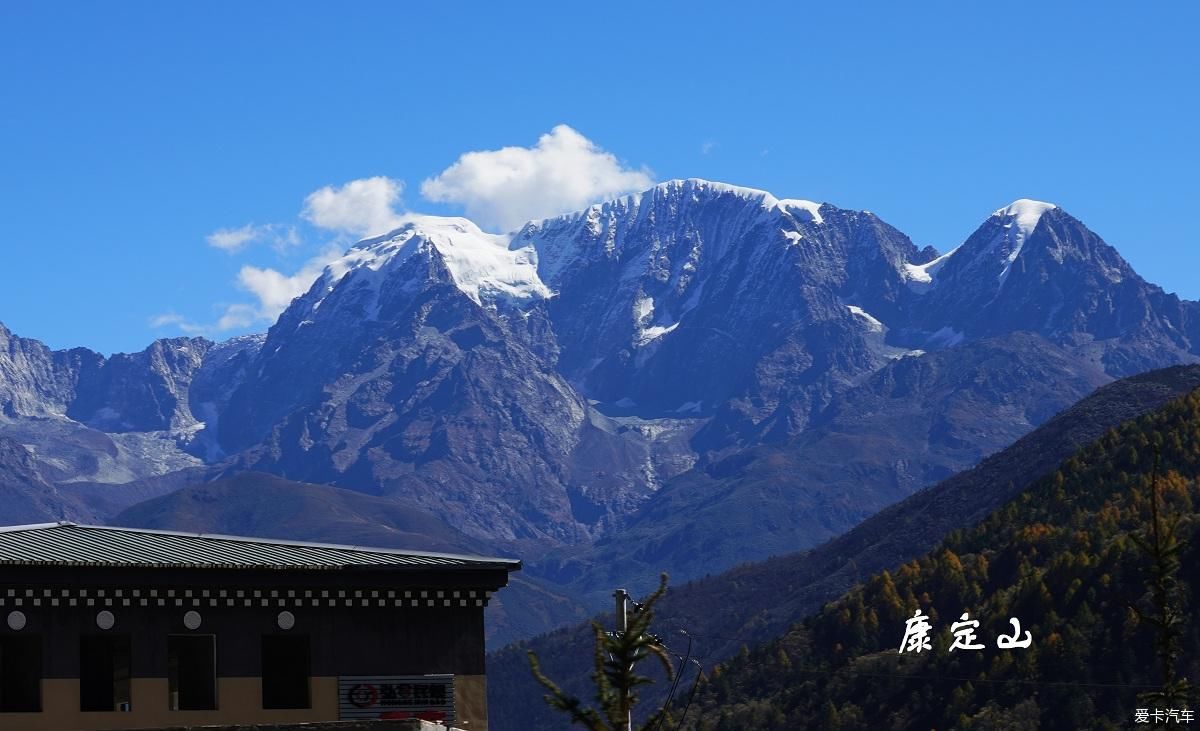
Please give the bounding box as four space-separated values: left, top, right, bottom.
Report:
167 634 217 711
261 634 311 710
79 634 132 712
0 634 43 713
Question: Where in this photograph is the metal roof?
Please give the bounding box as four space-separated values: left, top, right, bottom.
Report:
0 523 521 572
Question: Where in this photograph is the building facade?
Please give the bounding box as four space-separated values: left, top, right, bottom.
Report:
0 523 519 730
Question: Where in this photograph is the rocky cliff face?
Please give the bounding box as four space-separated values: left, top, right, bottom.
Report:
67 337 213 432
0 322 98 418
527 331 1113 601
0 325 210 489
522 180 922 447
0 434 67 523
216 219 647 544
0 323 212 429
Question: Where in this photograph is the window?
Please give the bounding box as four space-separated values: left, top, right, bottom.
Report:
0 635 42 712
168 635 216 710
261 635 310 709
80 635 131 712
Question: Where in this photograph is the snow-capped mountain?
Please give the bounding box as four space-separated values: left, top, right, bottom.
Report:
519 179 944 448
1 179 1198 604
215 216 666 543
218 217 555 453
900 200 1199 374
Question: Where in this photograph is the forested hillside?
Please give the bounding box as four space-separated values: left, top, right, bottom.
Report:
684 388 1200 729
489 366 1200 730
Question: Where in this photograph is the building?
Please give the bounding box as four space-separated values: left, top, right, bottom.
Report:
0 522 519 730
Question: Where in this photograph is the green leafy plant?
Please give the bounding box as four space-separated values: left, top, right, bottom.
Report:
528 574 675 730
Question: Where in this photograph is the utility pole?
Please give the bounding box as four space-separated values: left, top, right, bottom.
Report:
614 588 632 731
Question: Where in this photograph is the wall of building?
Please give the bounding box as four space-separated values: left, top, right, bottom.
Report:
0 675 490 731
18 588 488 678
1 702 462 730
0 565 504 730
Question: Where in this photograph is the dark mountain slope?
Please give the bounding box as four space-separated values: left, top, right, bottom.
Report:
683 374 1200 729
652 363 1200 662
528 332 1111 602
111 471 478 552
110 472 589 646
488 364 1200 731
0 434 67 523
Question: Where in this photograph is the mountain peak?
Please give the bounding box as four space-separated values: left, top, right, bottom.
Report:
646 178 825 222
306 215 549 315
986 199 1058 286
992 198 1058 238
905 199 1061 293
651 178 774 205
520 179 829 247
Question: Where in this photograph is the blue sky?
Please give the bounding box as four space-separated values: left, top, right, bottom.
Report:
2 1 1197 354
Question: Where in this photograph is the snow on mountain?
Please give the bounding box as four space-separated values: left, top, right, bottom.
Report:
304 216 550 318
509 177 864 413
996 198 1057 236
636 322 681 346
519 179 827 287
901 247 958 292
898 199 1057 293
992 199 1057 285
846 305 884 332
622 179 825 220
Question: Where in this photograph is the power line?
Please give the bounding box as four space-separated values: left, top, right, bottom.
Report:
675 655 704 728
653 631 692 731
760 665 1167 690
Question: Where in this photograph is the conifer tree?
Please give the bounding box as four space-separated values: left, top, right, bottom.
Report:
1132 447 1191 708
528 574 676 730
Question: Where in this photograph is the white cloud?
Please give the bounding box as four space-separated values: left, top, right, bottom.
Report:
174 176 405 335
302 176 406 237
206 223 300 252
160 178 406 338
149 313 209 335
149 313 184 328
158 126 651 338
214 303 259 331
234 246 342 321
420 124 654 232
151 247 343 336
701 140 715 155
206 225 259 252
